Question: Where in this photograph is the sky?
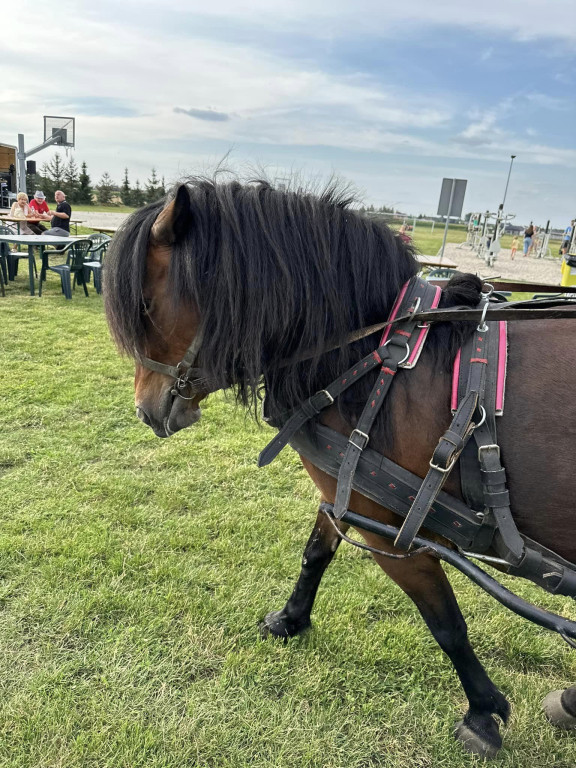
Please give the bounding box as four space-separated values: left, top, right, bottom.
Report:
2 0 576 227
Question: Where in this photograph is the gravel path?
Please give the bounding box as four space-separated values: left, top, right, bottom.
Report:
438 243 564 286
78 211 131 229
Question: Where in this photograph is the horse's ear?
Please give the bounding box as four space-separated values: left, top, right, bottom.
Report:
151 185 191 245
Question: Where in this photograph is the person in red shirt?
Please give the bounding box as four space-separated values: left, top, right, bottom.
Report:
28 191 50 234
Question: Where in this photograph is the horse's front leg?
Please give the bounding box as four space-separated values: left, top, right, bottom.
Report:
260 503 348 639
543 686 576 729
370 547 510 758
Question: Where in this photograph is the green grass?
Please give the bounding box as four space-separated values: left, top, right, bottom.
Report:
1 263 576 767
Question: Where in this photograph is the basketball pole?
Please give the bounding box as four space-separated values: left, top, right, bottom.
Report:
16 133 66 193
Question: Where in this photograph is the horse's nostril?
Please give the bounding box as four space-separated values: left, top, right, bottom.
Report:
136 406 151 426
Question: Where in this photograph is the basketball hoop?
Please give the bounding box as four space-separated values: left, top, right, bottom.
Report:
43 116 75 149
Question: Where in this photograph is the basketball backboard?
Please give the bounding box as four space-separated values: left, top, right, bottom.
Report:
43 116 75 148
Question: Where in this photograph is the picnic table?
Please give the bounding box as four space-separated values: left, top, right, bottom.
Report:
90 226 117 235
417 254 458 269
0 215 84 235
0 233 85 296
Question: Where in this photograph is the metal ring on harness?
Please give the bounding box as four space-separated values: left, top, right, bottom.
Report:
382 339 411 366
477 283 494 332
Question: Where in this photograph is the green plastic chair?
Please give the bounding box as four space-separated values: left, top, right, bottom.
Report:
87 233 111 247
83 239 110 294
40 239 93 299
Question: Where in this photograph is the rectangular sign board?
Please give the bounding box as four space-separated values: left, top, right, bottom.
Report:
437 178 467 218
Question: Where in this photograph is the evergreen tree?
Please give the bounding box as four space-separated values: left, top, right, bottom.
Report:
159 175 167 199
63 157 80 203
131 179 145 208
97 172 115 205
120 167 132 206
77 162 93 204
45 152 66 191
145 167 161 203
39 162 55 200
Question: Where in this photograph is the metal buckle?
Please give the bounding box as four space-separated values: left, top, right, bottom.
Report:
311 389 334 409
478 443 500 459
349 428 369 450
429 455 457 474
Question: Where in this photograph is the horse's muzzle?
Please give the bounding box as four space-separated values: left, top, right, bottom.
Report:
136 392 202 437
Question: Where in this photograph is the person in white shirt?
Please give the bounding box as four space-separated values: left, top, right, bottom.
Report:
9 192 34 235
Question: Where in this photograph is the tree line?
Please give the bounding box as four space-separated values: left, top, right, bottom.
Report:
27 153 167 207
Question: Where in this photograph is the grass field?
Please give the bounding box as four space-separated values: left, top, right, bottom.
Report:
1 232 575 767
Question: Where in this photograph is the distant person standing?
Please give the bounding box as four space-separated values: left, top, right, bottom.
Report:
44 190 72 237
523 223 534 257
528 226 539 257
28 190 50 234
510 235 519 260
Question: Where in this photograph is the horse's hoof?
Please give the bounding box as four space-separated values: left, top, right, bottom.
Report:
259 610 310 640
543 690 576 729
454 719 501 759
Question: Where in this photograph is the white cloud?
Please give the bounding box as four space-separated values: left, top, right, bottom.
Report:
1 0 575 227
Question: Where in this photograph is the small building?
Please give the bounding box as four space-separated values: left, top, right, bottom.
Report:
0 142 17 208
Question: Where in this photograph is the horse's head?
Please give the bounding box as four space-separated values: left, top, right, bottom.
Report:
106 178 421 439
108 186 208 438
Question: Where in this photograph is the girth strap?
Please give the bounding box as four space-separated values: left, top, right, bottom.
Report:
474 422 525 564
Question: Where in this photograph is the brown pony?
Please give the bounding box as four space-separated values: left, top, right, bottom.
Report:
104 180 576 758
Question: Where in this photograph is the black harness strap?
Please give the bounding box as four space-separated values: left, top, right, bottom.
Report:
457 322 502 511
258 344 388 467
474 422 525 564
259 277 440 469
393 390 479 549
332 335 406 519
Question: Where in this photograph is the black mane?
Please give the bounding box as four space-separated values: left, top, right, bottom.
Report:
105 178 477 431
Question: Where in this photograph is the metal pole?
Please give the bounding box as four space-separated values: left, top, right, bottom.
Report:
17 134 27 194
438 179 456 264
502 154 516 210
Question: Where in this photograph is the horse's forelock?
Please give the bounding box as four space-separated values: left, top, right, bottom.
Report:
104 198 166 355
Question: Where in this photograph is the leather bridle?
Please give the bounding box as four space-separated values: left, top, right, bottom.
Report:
138 329 205 400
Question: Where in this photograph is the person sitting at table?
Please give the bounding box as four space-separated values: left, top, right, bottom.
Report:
9 192 35 235
43 190 72 236
28 190 51 234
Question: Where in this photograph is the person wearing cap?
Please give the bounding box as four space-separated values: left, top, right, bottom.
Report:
43 190 72 237
28 191 50 234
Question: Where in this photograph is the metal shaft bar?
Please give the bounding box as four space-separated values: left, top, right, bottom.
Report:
339 508 576 643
